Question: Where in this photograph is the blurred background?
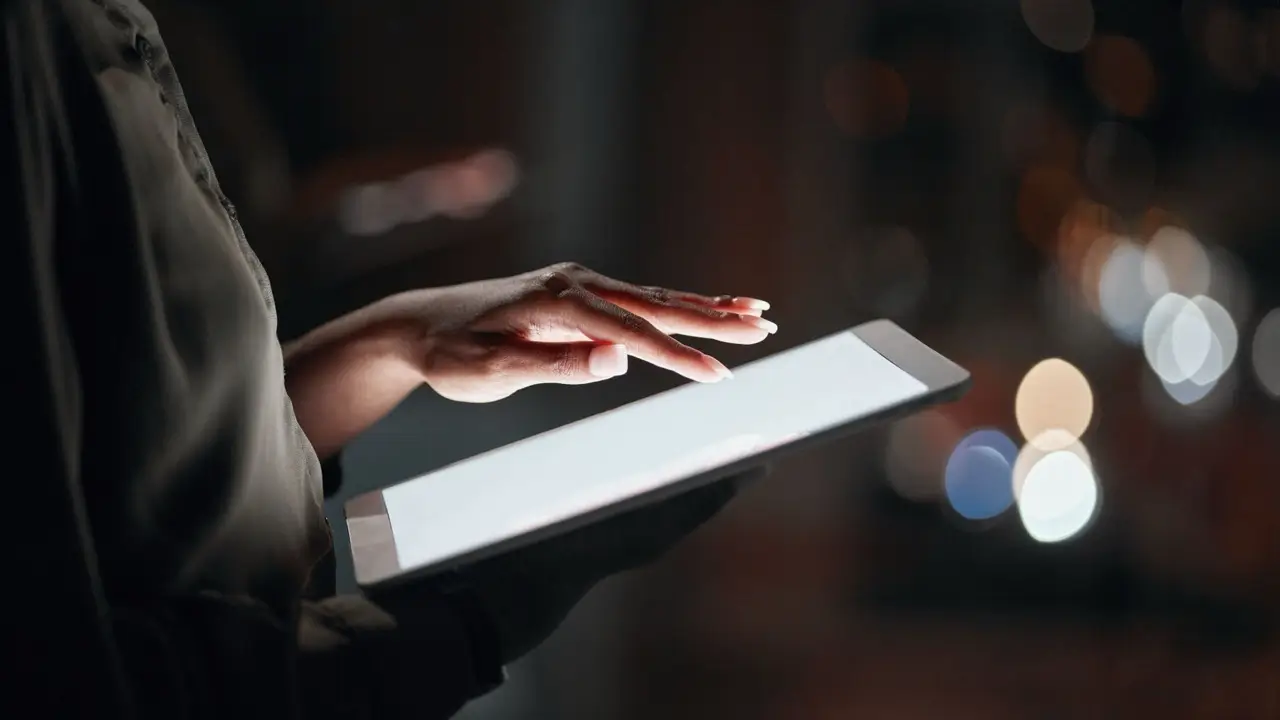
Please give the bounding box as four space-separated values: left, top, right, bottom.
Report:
149 0 1279 716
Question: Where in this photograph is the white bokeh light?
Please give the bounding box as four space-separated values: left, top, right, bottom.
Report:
1143 293 1204 383
1142 292 1239 402
1143 226 1210 297
1099 239 1161 343
1188 295 1238 385
1161 374 1218 406
1253 309 1280 397
1017 449 1099 543
1012 433 1093 501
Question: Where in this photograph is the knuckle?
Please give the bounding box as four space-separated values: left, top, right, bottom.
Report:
482 347 514 376
538 269 577 295
548 289 587 312
642 286 672 303
618 311 652 335
549 348 582 379
549 261 589 278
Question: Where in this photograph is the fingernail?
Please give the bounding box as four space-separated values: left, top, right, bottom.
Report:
733 297 770 310
589 344 628 378
740 316 778 334
703 355 734 381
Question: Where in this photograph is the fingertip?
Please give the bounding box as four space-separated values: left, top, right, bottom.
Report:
739 316 778 335
701 355 734 381
732 297 770 311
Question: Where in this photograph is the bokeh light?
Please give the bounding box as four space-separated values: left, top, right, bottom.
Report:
1143 293 1210 384
441 148 521 219
1017 448 1099 543
885 411 961 501
1253 309 1280 397
1143 363 1237 422
1015 358 1094 451
1084 35 1156 117
1056 200 1114 286
1200 2 1262 91
1098 238 1159 343
1017 166 1082 248
1189 295 1239 385
338 182 399 237
944 430 1018 520
1142 293 1239 390
1020 0 1095 53
1143 226 1211 298
1001 105 1079 170
1159 373 1218 407
337 148 520 236
1072 223 1118 312
1012 433 1093 500
824 59 910 138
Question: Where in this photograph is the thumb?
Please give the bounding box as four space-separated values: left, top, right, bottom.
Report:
497 340 629 389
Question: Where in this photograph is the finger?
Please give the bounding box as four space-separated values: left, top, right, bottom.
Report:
495 341 630 391
670 292 769 314
596 291 776 345
555 290 732 383
582 277 770 315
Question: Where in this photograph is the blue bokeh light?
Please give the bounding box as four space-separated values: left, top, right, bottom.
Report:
944 429 1017 520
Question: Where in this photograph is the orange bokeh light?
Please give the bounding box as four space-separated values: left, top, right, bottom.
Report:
1084 35 1156 117
1137 207 1187 241
1056 199 1115 287
824 59 911 138
1002 105 1079 170
1017 165 1083 249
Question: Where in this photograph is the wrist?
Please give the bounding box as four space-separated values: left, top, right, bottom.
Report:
353 290 441 375
286 296 427 378
284 297 432 459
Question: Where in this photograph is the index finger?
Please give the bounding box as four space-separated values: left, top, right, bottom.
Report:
555 289 732 383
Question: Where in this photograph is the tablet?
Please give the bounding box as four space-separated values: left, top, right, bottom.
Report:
346 319 970 589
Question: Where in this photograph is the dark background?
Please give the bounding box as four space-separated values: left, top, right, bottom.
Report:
147 0 1280 716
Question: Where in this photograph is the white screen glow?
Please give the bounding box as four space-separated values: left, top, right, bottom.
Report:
379 332 929 574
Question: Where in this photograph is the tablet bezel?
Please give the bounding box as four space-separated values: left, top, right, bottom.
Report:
346 319 970 590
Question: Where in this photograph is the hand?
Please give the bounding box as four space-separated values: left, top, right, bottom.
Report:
379 262 777 403
459 466 769 663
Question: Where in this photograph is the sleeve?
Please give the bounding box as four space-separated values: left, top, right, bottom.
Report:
1 3 498 717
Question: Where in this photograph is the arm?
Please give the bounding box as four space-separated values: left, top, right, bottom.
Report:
3 3 493 716
282 300 425 461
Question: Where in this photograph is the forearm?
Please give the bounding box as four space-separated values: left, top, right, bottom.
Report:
283 299 425 459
